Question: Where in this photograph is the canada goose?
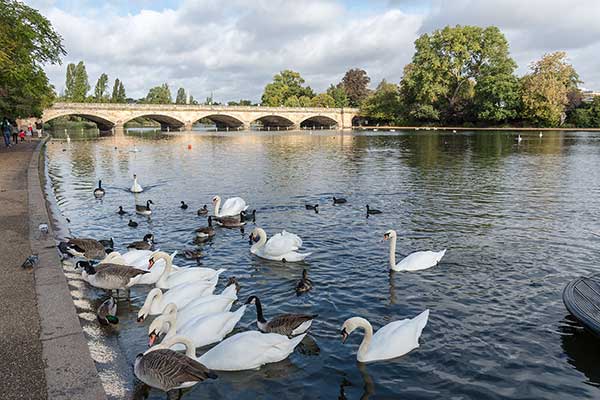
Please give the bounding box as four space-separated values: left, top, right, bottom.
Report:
215 213 245 228
245 295 317 336
240 209 256 223
93 180 105 198
117 206 126 215
195 216 215 242
211 195 248 217
183 249 202 260
128 233 154 250
128 219 138 228
180 201 189 210
366 205 382 216
58 237 107 259
197 205 209 216
97 297 118 325
136 200 154 215
75 260 149 291
305 204 319 213
99 238 114 250
134 348 217 397
333 197 347 204
295 269 313 295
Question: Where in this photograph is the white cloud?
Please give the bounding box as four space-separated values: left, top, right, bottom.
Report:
33 0 600 101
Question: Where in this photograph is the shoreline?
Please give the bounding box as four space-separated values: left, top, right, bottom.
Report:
29 138 106 399
354 126 600 131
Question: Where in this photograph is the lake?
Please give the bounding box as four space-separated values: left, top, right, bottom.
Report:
44 129 600 399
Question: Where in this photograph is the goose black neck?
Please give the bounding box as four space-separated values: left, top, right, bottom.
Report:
253 297 266 323
98 180 102 188
146 201 151 209
302 269 308 279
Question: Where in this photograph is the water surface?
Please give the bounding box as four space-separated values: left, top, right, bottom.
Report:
45 130 600 399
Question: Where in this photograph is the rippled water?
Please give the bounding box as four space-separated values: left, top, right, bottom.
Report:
45 130 600 399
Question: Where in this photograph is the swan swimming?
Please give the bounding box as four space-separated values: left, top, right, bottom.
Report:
131 174 143 193
384 229 445 272
249 227 311 262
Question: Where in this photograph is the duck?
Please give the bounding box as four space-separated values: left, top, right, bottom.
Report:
211 195 248 217
136 200 154 215
93 180 105 198
340 310 429 362
150 251 225 289
214 213 246 228
117 206 127 215
134 347 216 398
137 279 220 322
194 331 306 371
97 297 118 325
295 269 313 295
305 204 319 213
149 306 247 350
180 201 189 210
75 260 149 290
128 219 138 228
245 295 316 336
333 197 347 204
384 229 446 271
197 205 209 216
127 233 154 250
131 174 143 193
58 237 107 259
195 216 215 242
183 249 202 260
240 209 256 223
149 281 239 334
249 228 311 262
366 205 382 216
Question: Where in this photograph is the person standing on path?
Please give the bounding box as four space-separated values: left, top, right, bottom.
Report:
11 124 18 144
1 117 11 147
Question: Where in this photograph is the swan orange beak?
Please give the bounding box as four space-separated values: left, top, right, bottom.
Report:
341 328 349 344
148 332 157 347
148 258 155 269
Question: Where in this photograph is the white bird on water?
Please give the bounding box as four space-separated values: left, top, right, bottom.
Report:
383 229 445 272
131 174 143 193
517 134 523 143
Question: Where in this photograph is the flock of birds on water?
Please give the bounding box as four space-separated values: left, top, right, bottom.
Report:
58 173 447 399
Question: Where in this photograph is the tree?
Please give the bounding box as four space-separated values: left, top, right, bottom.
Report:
189 95 198 105
360 80 402 124
568 96 600 128
299 96 312 107
0 0 65 117
93 73 109 102
310 93 335 108
340 69 371 107
176 87 187 104
283 95 300 107
473 73 521 124
261 70 315 106
145 83 172 104
521 51 580 127
399 25 518 124
227 99 253 106
326 84 349 108
64 63 75 100
111 78 126 103
71 61 89 102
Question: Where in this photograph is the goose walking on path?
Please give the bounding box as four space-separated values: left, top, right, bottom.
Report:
211 195 248 217
136 200 154 215
246 295 316 336
249 228 311 262
131 174 144 193
134 347 216 398
340 310 429 362
93 180 105 198
384 230 446 272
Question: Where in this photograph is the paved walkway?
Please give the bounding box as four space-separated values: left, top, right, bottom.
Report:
0 141 47 399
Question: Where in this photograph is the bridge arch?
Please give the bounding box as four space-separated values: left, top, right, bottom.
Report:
193 114 245 129
251 114 296 130
300 115 339 129
121 113 185 131
43 111 116 131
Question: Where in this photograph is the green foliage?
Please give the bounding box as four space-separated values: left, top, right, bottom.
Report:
0 0 65 117
145 83 172 104
189 95 198 105
568 97 600 128
227 99 253 106
299 96 312 107
69 61 89 102
310 93 336 108
340 69 370 107
326 84 349 108
360 80 402 124
64 63 75 99
111 78 126 103
521 52 580 127
283 95 300 107
94 73 109 102
399 25 517 124
176 87 187 104
261 70 315 106
473 73 521 123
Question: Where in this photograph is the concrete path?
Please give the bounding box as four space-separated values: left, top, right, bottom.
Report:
0 140 105 400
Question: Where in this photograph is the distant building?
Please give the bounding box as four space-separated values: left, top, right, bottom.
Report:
581 90 600 102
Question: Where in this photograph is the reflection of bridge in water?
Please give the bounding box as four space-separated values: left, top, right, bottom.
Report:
43 102 359 132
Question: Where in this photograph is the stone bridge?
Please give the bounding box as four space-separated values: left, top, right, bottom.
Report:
42 102 359 131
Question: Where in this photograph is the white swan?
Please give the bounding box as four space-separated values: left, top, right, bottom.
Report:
131 174 143 193
149 306 247 350
137 278 219 322
212 195 248 217
150 251 225 289
250 228 311 262
98 250 180 285
517 134 522 143
341 310 429 362
384 230 445 272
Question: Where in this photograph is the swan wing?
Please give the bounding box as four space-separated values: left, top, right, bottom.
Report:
395 250 446 271
219 197 247 217
263 231 302 257
366 310 429 361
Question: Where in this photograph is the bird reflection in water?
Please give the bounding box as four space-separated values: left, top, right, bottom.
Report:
338 363 375 400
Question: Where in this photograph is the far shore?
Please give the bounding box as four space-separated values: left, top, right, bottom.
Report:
354 126 600 132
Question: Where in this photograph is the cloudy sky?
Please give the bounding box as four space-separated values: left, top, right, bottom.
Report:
28 0 600 102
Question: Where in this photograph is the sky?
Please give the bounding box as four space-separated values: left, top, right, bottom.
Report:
27 0 600 102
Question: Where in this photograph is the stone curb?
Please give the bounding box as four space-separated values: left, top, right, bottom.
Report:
28 138 106 400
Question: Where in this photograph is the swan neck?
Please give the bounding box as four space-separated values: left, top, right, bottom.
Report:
213 198 221 217
356 319 374 360
155 252 172 285
389 234 397 268
251 229 267 252
142 289 161 314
